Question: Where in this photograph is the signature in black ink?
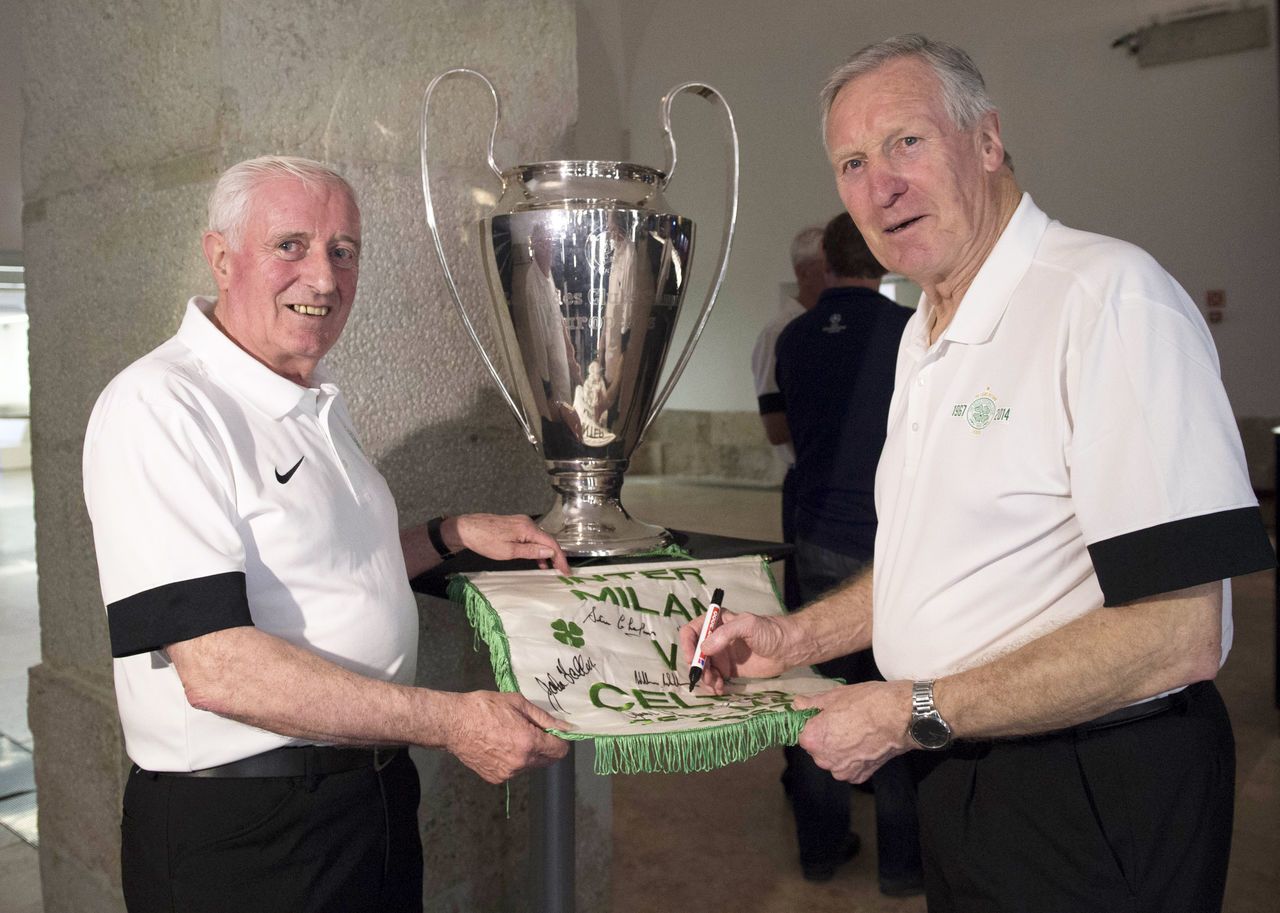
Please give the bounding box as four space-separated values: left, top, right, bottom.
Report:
556 653 596 686
535 675 567 713
583 603 656 639
534 653 598 714
584 606 615 627
617 614 655 639
633 669 687 688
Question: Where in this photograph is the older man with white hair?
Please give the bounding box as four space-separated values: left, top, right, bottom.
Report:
687 35 1273 913
84 155 570 913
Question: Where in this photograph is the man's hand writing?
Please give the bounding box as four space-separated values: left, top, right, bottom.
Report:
677 609 791 694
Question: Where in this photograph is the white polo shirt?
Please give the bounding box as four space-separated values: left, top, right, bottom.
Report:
752 296 806 465
872 195 1273 682
84 297 419 771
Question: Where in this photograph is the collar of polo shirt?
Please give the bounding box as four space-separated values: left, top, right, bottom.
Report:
914 194 1046 349
181 296 335 419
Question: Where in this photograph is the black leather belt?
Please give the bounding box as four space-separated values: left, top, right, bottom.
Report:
1072 684 1196 735
143 745 402 779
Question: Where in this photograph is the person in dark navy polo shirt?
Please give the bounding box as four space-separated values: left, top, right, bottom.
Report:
774 212 920 893
84 156 571 913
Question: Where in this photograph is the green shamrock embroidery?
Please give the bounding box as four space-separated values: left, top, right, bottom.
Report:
551 619 585 648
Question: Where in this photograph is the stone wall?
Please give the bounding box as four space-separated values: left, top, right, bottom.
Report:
20 2 604 911
636 409 1280 496
631 409 785 486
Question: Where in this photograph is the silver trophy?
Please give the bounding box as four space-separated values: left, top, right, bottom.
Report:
420 70 738 556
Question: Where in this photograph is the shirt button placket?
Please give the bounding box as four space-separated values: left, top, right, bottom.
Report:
902 368 921 470
316 394 360 501
904 360 935 471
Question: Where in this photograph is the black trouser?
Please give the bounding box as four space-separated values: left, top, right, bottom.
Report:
122 750 423 913
782 650 924 883
912 681 1234 913
783 536 923 882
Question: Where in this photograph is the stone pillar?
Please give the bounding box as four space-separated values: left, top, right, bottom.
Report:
22 2 605 910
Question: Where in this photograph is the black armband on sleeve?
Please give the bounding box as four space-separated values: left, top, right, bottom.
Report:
107 571 254 657
1088 506 1275 606
757 393 785 416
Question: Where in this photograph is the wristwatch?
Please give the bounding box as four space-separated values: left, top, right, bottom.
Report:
908 680 954 750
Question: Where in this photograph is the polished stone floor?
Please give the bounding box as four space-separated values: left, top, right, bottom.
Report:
0 471 1275 912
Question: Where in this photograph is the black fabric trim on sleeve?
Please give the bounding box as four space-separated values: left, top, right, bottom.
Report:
107 571 254 658
758 392 785 415
1088 506 1276 606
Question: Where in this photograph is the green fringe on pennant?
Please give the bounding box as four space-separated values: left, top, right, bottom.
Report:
628 542 694 560
575 707 818 775
447 575 520 694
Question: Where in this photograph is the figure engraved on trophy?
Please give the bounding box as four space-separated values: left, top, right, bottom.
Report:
573 360 615 447
421 69 739 555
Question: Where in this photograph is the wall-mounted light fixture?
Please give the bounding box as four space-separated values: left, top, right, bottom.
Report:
1111 3 1271 66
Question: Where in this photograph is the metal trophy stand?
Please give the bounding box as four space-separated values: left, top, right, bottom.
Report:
530 743 576 912
413 529 789 913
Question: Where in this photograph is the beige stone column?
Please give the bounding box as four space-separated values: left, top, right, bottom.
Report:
21 2 606 910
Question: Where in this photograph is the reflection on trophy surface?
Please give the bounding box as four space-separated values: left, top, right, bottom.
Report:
494 207 681 463
422 70 738 555
513 223 582 443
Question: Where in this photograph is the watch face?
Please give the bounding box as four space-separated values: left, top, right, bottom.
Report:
910 714 951 750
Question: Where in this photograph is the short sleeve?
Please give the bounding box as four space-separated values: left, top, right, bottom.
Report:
84 375 254 656
1068 286 1275 605
751 324 783 411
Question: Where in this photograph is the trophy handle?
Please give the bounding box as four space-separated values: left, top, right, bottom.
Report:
640 82 740 441
420 68 538 447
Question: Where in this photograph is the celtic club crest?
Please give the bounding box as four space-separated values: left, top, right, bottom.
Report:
949 387 1011 434
966 394 997 431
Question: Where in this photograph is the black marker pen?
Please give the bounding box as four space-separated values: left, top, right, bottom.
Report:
687 587 725 691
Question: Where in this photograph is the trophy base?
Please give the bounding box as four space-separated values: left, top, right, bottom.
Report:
538 461 672 557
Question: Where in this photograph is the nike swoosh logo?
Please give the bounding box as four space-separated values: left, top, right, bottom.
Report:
275 456 305 484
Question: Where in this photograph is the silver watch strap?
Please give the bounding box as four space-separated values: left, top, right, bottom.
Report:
911 679 936 715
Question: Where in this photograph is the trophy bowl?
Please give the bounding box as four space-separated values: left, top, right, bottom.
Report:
422 71 738 556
